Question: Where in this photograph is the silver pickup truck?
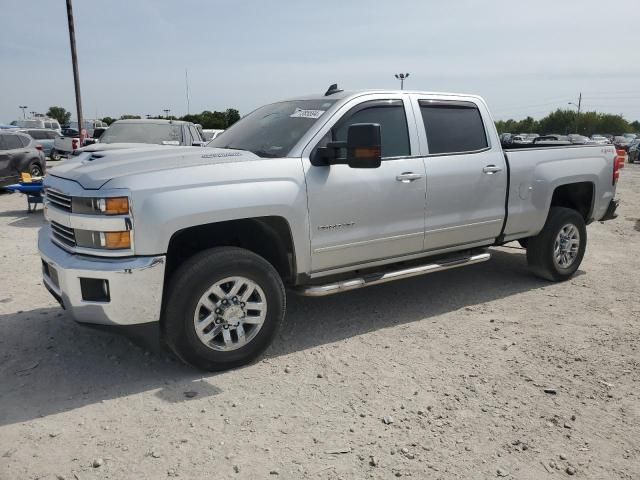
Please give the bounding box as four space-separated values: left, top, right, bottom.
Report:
38 87 620 371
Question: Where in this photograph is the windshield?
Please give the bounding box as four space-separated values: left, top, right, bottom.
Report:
99 122 183 145
208 99 337 157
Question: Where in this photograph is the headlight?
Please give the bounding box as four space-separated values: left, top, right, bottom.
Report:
75 230 131 250
72 196 129 215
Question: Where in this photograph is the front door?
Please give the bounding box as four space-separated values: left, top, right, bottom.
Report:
303 96 427 272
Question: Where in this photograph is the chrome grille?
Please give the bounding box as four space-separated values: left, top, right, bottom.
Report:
45 188 72 212
50 221 76 247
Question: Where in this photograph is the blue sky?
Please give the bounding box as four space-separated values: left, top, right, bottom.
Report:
1 0 638 123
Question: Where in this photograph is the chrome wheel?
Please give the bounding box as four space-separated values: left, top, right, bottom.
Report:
553 224 580 269
193 276 267 352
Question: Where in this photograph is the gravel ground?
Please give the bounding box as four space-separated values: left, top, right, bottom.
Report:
0 164 639 480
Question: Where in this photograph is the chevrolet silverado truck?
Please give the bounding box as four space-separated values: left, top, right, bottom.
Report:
38 86 620 371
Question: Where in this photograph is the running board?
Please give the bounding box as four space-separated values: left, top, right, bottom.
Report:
297 251 491 297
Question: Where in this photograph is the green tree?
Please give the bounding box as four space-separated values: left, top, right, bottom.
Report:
101 116 116 126
224 108 241 127
630 120 640 131
46 106 71 125
120 114 141 120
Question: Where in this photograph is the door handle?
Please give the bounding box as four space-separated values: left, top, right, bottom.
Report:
483 165 503 174
396 172 424 183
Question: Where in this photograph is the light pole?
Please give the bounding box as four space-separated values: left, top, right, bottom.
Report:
19 106 28 119
66 0 85 142
163 109 171 119
394 73 410 90
568 92 582 134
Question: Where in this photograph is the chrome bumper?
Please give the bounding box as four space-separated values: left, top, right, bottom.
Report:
38 226 165 326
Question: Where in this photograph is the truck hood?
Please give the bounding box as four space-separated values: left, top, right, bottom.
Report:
47 146 257 189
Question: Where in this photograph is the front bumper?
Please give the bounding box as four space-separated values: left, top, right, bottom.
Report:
600 199 619 222
38 226 165 325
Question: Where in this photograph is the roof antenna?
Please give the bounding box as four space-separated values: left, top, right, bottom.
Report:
324 83 343 96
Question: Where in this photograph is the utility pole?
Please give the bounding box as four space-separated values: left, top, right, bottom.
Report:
185 68 190 115
163 109 171 119
66 0 84 141
19 106 28 119
394 73 410 90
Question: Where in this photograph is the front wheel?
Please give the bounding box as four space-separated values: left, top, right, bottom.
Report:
526 207 587 281
163 247 285 371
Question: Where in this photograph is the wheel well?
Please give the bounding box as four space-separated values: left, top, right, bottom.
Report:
550 182 594 221
165 216 296 285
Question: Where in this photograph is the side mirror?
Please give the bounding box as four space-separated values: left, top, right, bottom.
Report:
345 123 381 168
313 123 382 168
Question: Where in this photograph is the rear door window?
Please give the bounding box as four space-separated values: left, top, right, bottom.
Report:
29 130 46 140
419 100 488 154
4 134 23 150
333 100 410 158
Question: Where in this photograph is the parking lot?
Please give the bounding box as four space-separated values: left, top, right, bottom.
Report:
0 164 638 479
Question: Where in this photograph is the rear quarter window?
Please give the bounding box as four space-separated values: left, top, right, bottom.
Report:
419 100 488 154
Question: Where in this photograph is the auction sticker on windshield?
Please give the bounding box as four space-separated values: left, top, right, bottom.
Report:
290 108 325 119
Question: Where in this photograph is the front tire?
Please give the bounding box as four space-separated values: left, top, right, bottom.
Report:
163 247 285 371
526 207 587 281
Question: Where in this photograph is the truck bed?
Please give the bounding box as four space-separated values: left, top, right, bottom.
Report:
502 144 617 242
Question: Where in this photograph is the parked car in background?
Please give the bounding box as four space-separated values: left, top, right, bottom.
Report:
18 129 61 157
73 119 205 155
532 135 571 145
590 135 610 145
51 128 81 160
11 117 61 133
0 131 46 187
81 127 109 147
511 135 530 145
613 136 634 151
622 133 637 141
65 119 108 138
628 139 640 164
0 124 19 130
202 129 225 141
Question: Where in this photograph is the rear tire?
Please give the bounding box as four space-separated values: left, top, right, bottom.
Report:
27 161 43 177
526 207 586 281
163 247 285 371
50 150 61 161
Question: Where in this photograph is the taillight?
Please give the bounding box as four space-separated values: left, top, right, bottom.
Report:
35 144 43 151
613 149 624 184
72 138 79 150
616 149 625 170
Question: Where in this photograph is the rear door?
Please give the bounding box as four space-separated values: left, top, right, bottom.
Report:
302 94 427 272
411 96 507 251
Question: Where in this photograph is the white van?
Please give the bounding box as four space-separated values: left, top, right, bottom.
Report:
12 118 61 133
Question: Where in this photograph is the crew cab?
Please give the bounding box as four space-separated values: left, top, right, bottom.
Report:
38 87 620 371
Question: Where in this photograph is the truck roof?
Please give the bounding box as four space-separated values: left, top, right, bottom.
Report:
287 89 484 102
114 119 193 125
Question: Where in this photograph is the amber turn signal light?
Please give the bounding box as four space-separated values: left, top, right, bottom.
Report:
103 197 129 215
104 231 131 249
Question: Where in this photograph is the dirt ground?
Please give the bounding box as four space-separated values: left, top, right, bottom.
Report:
0 164 638 480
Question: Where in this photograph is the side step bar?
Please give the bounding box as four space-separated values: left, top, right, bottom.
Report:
297 251 491 297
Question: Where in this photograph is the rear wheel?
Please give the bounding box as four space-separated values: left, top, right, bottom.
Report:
163 247 285 371
27 161 43 177
50 150 61 161
526 207 586 281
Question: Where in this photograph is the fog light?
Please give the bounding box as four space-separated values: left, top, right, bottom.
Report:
80 278 110 302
